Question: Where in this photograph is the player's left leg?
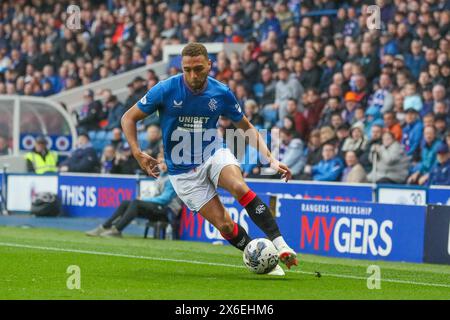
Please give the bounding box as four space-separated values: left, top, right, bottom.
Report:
198 195 251 251
217 164 298 269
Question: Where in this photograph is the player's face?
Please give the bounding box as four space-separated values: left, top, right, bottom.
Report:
182 55 211 91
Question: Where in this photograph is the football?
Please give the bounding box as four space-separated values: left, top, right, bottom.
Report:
243 238 279 274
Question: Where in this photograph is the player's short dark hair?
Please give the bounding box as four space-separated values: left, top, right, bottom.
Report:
182 42 208 59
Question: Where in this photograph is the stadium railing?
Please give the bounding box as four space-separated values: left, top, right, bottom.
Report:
49 61 168 113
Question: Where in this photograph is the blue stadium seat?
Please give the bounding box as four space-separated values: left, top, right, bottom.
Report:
253 83 264 99
88 131 96 141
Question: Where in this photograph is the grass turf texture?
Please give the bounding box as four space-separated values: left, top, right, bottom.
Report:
0 226 449 300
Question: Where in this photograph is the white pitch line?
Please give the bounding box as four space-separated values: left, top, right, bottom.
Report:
0 241 449 289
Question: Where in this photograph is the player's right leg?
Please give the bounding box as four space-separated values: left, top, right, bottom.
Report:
198 195 251 251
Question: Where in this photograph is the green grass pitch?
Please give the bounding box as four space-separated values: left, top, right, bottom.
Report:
0 226 449 300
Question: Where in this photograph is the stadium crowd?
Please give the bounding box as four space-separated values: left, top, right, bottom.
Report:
1 0 450 186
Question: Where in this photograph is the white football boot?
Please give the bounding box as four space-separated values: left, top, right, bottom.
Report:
267 264 285 276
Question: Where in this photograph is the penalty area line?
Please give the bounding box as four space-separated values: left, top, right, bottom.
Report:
0 241 449 289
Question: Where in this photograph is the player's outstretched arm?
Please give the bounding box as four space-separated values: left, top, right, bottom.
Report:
232 116 292 182
121 105 160 178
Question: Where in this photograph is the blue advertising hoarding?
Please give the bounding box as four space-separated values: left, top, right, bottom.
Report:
428 186 450 205
58 174 137 218
246 179 373 202
178 195 426 263
278 199 426 263
178 190 269 242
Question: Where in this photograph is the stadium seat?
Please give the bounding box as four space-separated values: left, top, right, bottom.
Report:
143 207 180 240
253 83 264 99
88 131 96 141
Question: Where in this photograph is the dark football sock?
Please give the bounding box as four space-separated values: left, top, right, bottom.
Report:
220 222 252 251
239 190 281 241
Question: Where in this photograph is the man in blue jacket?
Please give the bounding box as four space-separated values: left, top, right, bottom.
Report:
427 143 450 186
310 143 344 181
259 8 282 41
86 157 182 237
407 125 441 184
402 108 424 159
59 133 100 173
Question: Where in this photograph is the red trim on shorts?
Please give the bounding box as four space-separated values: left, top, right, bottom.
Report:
221 221 238 240
238 190 257 207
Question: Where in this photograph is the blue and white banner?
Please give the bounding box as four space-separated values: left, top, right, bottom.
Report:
428 186 450 206
246 179 373 202
20 133 72 152
58 174 137 218
278 199 426 263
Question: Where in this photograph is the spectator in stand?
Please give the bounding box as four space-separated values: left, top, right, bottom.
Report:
368 73 394 114
341 150 368 183
341 121 368 157
425 143 450 186
318 97 342 128
299 56 322 90
401 108 424 159
342 91 360 124
273 67 303 126
303 88 325 130
110 128 124 151
433 100 450 124
304 128 322 169
420 85 435 117
42 65 63 94
350 73 370 107
434 114 447 140
244 100 264 129
111 142 142 175
104 95 126 131
407 125 441 185
403 82 423 113
59 133 100 173
256 67 277 108
319 125 338 148
368 131 410 184
423 113 435 129
266 128 306 179
405 40 427 80
75 89 103 133
383 111 403 142
305 142 344 182
319 54 341 92
144 125 162 159
100 145 117 174
260 8 282 42
360 123 384 172
379 31 398 60
285 98 308 140
359 41 379 83
336 123 351 156
364 106 383 139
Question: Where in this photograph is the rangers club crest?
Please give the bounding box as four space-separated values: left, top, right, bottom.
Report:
208 98 218 112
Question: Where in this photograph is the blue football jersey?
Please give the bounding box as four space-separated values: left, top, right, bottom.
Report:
136 74 244 175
